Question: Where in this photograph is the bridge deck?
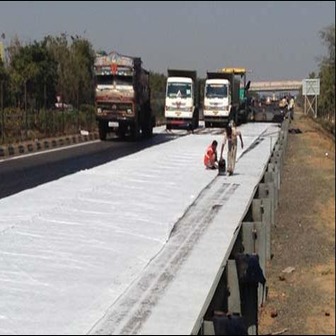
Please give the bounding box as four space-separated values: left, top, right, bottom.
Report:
0 123 280 335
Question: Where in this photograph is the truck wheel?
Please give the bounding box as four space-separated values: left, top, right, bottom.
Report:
194 109 199 129
142 121 153 138
192 117 198 130
117 124 127 139
98 121 108 141
130 123 140 141
142 109 153 138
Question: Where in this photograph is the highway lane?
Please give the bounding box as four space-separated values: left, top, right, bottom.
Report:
0 121 282 335
0 121 276 200
0 132 179 200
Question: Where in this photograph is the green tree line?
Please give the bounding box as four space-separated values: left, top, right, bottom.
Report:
0 33 167 143
0 25 333 143
1 34 96 109
0 34 168 112
318 24 335 122
308 24 335 125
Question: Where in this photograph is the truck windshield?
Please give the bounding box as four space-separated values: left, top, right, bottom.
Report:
205 84 228 98
96 75 113 85
167 83 192 98
115 75 133 86
96 75 133 86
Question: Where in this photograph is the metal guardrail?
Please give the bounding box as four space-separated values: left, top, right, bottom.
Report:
199 118 290 335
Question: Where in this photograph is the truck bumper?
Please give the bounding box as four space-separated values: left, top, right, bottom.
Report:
96 115 135 124
203 116 229 127
166 118 193 130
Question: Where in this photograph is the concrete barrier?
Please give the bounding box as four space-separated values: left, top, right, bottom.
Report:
0 132 99 159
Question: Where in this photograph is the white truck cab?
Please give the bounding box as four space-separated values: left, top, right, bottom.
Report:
165 70 199 130
203 78 231 127
203 70 242 127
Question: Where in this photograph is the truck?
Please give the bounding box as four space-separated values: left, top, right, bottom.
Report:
94 51 154 141
164 69 199 131
203 67 251 127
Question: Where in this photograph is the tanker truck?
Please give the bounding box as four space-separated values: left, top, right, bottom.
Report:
94 51 154 140
164 69 199 131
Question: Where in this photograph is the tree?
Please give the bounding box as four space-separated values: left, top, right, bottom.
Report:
44 34 71 105
149 72 166 120
8 41 57 109
69 36 95 107
318 24 335 120
308 72 316 79
44 33 95 107
319 24 335 67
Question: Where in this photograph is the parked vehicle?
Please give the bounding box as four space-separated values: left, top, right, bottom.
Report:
94 51 154 140
203 67 251 127
164 69 199 131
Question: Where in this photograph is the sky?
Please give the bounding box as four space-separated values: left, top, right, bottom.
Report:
0 122 280 334
0 1 334 82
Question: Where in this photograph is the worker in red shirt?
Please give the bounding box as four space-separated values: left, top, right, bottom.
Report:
204 140 218 169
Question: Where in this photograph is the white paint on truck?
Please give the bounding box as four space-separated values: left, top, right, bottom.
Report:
165 77 194 120
203 78 231 119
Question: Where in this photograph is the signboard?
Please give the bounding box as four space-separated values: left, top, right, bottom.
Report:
302 79 320 96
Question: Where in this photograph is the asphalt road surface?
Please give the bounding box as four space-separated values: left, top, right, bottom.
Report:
0 133 176 200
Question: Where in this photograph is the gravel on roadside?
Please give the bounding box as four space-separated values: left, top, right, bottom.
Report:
258 110 335 335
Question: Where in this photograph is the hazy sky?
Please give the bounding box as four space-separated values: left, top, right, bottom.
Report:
0 1 334 81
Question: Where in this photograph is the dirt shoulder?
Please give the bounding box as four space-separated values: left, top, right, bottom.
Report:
258 110 335 335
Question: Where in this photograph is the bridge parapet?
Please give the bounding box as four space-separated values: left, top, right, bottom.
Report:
250 80 302 92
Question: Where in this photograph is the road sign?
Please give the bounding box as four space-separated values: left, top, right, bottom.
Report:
302 79 320 96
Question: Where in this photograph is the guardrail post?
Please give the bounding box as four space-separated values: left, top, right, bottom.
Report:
226 260 241 314
234 254 259 336
242 222 266 270
201 320 215 335
264 170 278 210
252 199 272 260
242 221 267 307
258 182 276 217
270 151 283 181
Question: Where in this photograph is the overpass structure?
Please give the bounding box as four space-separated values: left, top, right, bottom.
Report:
249 80 302 92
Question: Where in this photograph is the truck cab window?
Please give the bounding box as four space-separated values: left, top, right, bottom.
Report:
96 75 113 85
205 85 228 98
115 75 133 86
167 83 192 98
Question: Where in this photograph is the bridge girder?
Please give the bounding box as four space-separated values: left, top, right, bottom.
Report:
249 80 302 92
